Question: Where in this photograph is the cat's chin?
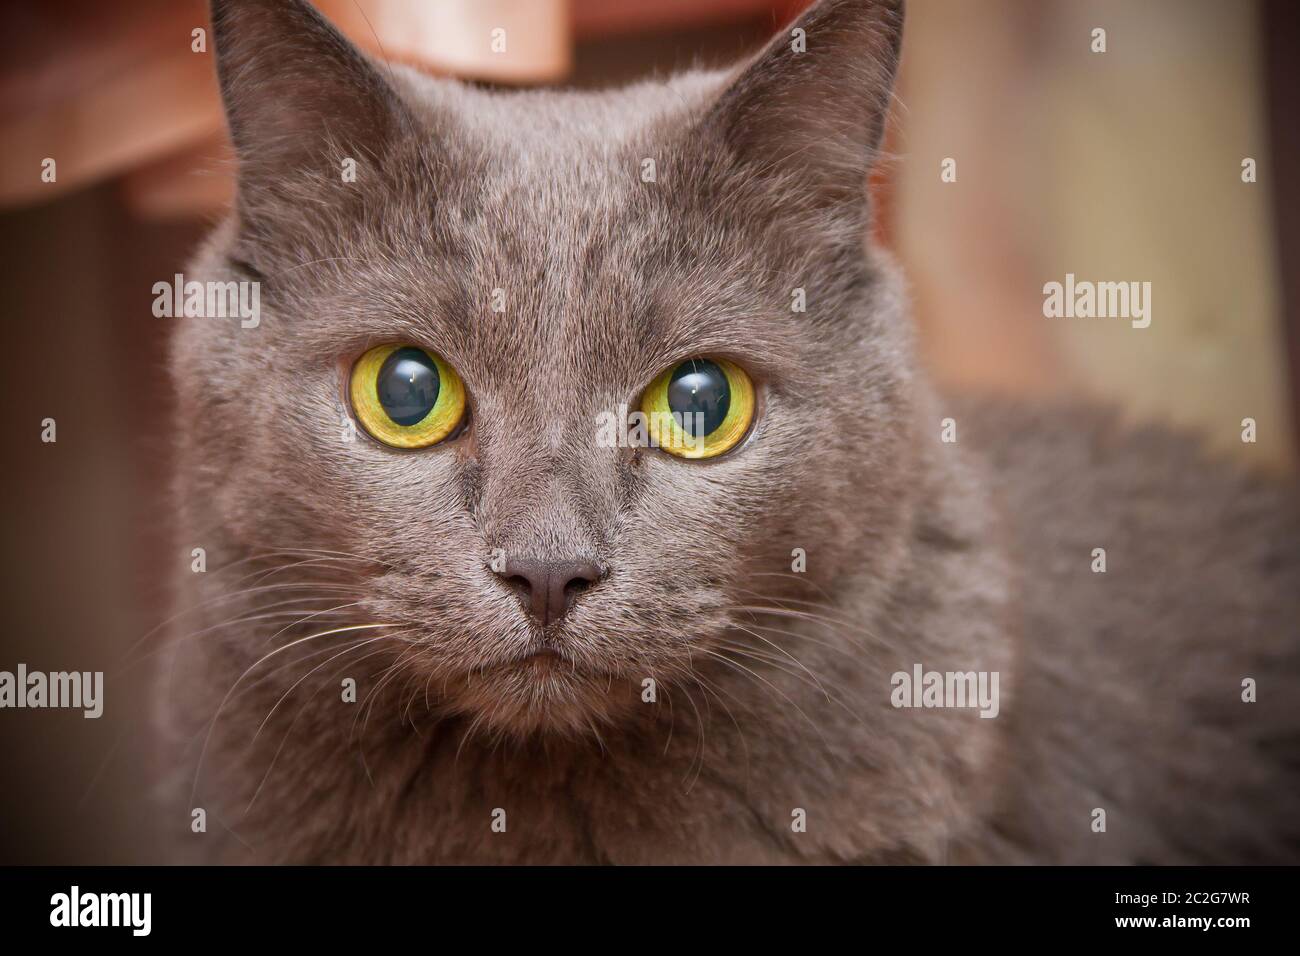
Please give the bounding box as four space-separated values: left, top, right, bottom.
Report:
444 655 639 738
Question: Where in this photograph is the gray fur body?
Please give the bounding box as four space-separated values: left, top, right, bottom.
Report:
157 0 1299 863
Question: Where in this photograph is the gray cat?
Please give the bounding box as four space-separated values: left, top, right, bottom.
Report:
157 0 1299 863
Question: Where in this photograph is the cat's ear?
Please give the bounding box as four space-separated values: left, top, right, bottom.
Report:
701 0 903 209
209 0 411 208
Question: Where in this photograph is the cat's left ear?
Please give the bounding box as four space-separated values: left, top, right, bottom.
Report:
209 0 413 219
701 0 903 210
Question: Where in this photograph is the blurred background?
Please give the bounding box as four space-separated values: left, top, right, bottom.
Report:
0 0 1295 863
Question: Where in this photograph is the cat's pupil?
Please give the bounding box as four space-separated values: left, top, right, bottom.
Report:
667 359 730 437
377 347 440 426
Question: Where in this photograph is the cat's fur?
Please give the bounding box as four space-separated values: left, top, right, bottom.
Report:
157 0 1300 863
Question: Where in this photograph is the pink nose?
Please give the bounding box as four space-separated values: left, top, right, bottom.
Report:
499 557 602 628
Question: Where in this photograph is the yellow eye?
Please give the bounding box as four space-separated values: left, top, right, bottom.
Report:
640 357 755 459
349 344 466 448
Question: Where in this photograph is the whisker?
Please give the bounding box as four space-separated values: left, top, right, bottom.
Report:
745 569 841 601
114 598 355 677
674 679 708 793
124 581 364 665
699 648 832 752
730 603 884 655
243 635 410 815
726 621 832 700
733 586 870 634
189 622 402 806
712 636 869 728
729 611 870 663
258 601 367 648
251 632 407 746
690 671 751 793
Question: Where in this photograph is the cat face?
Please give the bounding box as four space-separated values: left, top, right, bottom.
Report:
180 0 910 736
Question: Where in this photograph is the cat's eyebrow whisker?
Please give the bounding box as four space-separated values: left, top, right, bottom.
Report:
190 622 403 807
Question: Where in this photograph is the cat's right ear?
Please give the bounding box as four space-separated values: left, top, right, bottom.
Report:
209 0 411 227
700 0 904 213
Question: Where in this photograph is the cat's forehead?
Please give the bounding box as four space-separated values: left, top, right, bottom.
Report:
401 69 727 159
274 62 857 400
397 71 731 236
381 72 698 267
332 72 784 390
214 0 899 414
